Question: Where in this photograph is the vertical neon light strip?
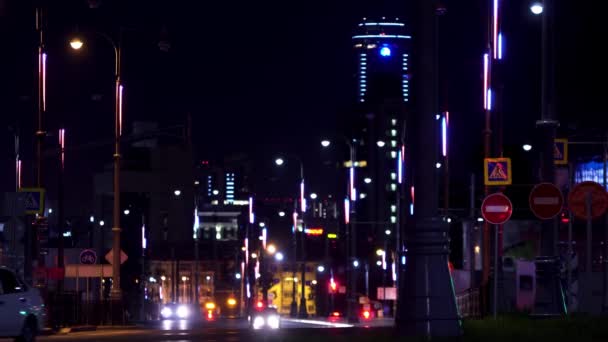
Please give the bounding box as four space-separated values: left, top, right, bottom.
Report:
42 53 47 111
249 196 254 224
193 207 199 238
350 167 356 201
382 251 387 270
483 53 489 109
441 116 447 157
498 33 503 60
142 223 147 250
344 198 350 224
392 261 397 281
397 149 403 184
245 237 249 265
493 0 499 59
487 88 493 111
262 228 267 250
292 212 298 233
17 160 22 189
118 85 124 136
300 180 306 212
410 186 415 215
59 128 65 169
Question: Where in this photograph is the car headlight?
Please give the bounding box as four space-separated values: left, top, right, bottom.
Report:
253 316 265 330
267 315 280 329
161 307 173 319
176 305 190 319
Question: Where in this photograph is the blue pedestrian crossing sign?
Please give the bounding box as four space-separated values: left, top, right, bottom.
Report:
17 188 45 215
484 158 512 186
554 139 568 165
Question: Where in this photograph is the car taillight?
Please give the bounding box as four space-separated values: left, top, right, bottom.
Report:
331 311 341 317
362 310 371 319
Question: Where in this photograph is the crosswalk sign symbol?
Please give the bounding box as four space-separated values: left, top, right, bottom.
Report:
17 188 45 215
554 139 568 165
484 158 512 186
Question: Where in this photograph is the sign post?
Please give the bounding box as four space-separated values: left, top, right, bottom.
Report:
481 193 513 319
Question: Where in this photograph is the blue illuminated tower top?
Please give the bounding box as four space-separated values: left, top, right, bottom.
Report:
352 18 411 104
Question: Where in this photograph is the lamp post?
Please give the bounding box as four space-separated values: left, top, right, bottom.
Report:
275 156 307 317
321 138 359 323
70 31 123 299
530 0 563 316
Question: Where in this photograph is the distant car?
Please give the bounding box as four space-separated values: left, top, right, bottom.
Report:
0 267 46 342
249 307 280 330
159 303 196 320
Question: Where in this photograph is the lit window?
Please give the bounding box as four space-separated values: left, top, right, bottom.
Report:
391 129 397 137
391 172 396 180
391 140 397 147
391 119 397 126
391 205 396 213
391 183 397 191
391 151 397 159
390 216 396 223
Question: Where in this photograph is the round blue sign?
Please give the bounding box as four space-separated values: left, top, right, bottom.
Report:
80 249 97 264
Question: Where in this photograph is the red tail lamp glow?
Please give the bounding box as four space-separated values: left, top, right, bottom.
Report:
332 311 341 317
362 310 371 319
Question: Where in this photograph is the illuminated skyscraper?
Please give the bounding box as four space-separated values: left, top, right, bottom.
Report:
350 18 411 258
353 19 411 104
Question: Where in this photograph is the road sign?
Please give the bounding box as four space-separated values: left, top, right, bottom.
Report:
568 181 608 219
529 183 564 220
105 248 128 265
481 193 513 224
554 139 568 165
17 188 45 215
80 249 97 264
484 158 512 186
65 264 113 278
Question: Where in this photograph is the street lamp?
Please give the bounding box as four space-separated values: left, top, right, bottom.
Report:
274 158 284 166
530 2 544 15
523 144 533 151
174 189 181 197
321 140 331 147
275 252 284 261
376 140 386 147
69 37 83 50
310 193 318 200
69 30 123 299
266 244 277 255
364 177 372 184
278 211 286 217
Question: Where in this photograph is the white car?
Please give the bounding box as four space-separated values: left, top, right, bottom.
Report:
0 267 46 342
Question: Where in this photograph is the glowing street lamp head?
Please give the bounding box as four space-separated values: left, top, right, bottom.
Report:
321 140 331 147
275 158 284 166
266 244 277 255
70 37 84 50
380 46 391 57
523 144 532 151
275 252 284 261
278 211 286 217
530 2 543 15
376 140 386 148
310 193 318 200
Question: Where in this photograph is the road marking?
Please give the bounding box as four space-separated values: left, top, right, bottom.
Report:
282 318 354 328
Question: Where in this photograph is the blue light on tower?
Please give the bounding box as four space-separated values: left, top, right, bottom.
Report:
380 46 391 57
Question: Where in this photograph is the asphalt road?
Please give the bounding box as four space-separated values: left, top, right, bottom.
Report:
25 318 393 342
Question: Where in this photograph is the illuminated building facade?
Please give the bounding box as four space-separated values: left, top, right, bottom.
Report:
350 18 410 258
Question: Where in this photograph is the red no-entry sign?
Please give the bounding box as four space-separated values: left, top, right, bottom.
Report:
568 181 608 219
529 183 564 220
481 193 513 225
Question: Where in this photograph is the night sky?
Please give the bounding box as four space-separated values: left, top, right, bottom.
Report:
0 0 606 211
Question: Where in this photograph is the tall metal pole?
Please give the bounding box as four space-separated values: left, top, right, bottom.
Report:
604 139 608 312
298 161 308 318
347 142 359 323
533 0 563 316
397 0 461 336
290 199 298 317
110 35 123 300
34 5 47 276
